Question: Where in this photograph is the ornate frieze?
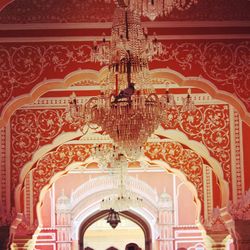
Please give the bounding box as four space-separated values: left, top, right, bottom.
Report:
0 0 249 23
0 43 93 115
153 41 250 112
10 101 232 191
162 104 231 181
10 108 81 188
0 40 249 123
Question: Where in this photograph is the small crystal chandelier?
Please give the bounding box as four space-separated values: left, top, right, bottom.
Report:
113 0 199 20
106 208 121 229
100 153 143 211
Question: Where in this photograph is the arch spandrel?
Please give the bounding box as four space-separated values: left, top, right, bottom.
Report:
21 139 227 225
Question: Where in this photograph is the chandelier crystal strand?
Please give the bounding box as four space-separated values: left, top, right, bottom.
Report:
181 88 196 112
92 8 162 92
101 154 143 211
66 87 196 160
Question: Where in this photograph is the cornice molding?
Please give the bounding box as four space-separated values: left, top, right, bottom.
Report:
1 34 250 43
0 21 250 30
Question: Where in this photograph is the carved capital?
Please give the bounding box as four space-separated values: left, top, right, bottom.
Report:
203 208 229 234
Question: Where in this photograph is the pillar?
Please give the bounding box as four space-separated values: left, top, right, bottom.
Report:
228 189 250 249
0 225 11 250
233 219 250 250
205 231 228 250
203 207 229 250
9 213 37 250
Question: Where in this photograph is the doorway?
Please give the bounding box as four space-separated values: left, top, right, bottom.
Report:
79 210 151 250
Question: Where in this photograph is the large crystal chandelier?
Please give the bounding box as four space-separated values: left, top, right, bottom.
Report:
107 0 199 21
91 7 162 90
66 7 196 159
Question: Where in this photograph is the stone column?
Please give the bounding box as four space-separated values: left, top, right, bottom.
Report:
157 191 174 250
0 225 11 250
228 189 250 249
0 207 17 249
10 213 37 250
232 219 250 250
203 207 229 250
205 231 229 250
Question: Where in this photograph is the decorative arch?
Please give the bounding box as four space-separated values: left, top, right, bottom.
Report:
1 67 250 128
13 128 230 223
70 175 159 212
154 127 229 207
29 142 203 215
33 156 202 226
0 0 13 11
125 243 141 250
14 130 83 211
17 149 210 249
78 210 152 250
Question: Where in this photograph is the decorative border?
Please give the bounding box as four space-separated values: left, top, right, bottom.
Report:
24 171 33 226
203 164 213 221
234 110 244 197
1 0 250 23
0 127 6 212
5 123 11 214
0 41 250 128
230 106 244 202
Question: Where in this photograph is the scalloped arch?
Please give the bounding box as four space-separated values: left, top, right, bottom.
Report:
35 159 201 229
14 127 229 222
0 0 13 11
1 67 249 128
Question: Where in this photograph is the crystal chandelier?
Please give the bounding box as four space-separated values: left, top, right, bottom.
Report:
101 0 199 21
91 7 162 91
66 7 196 159
67 87 195 159
100 153 143 211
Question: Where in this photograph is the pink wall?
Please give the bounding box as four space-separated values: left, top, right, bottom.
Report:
40 190 52 227
40 171 198 229
178 184 197 225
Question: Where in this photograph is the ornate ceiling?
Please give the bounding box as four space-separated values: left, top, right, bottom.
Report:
0 0 249 23
0 1 250 247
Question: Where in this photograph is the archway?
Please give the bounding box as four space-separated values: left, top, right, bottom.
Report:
79 210 151 250
1 67 250 128
7 68 236 249
126 243 141 250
